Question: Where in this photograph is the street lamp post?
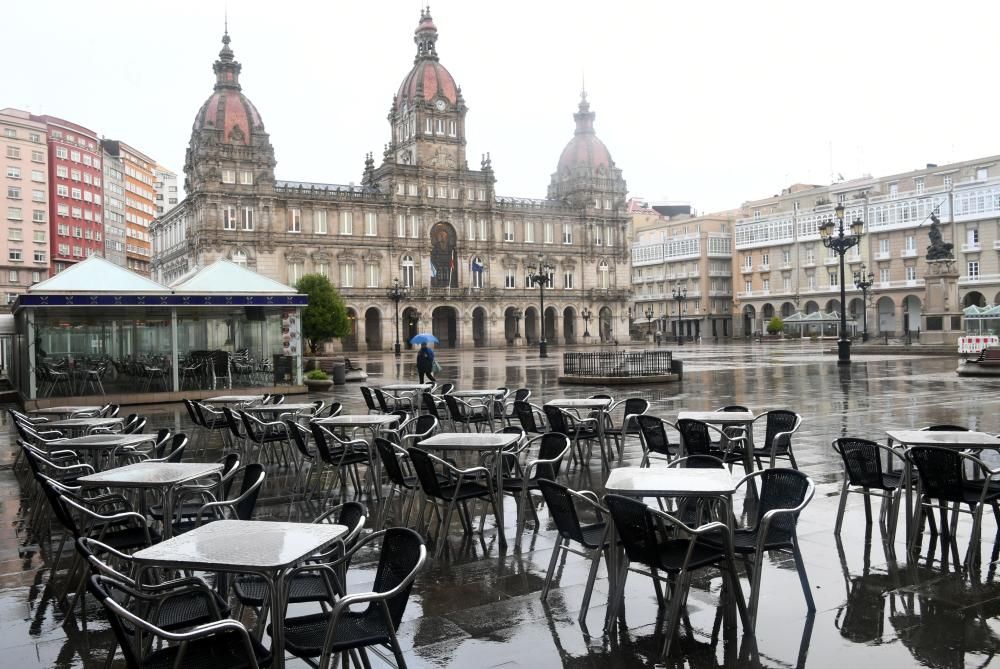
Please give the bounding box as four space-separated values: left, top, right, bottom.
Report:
581 307 592 338
672 284 687 345
819 203 864 365
527 253 554 358
644 306 654 341
386 278 408 357
853 263 874 343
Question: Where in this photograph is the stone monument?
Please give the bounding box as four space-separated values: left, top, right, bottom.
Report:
921 213 962 345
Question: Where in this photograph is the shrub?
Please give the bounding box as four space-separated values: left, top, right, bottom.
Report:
766 316 784 334
305 369 330 381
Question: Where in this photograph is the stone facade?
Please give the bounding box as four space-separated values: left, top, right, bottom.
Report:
630 202 736 341
731 156 1000 339
151 10 631 351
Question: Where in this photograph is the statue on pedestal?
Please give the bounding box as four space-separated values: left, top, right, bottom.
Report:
926 213 954 260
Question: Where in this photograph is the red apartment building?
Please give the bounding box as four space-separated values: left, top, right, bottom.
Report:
32 115 105 272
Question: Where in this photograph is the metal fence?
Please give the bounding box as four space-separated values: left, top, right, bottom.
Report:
563 350 674 377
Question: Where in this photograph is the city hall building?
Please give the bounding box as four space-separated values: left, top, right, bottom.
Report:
152 10 630 351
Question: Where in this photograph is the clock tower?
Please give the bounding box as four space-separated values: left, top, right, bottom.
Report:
386 7 467 171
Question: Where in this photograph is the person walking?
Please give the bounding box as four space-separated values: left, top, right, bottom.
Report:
416 341 436 384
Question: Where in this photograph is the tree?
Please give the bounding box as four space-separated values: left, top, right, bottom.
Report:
766 316 784 335
295 274 350 354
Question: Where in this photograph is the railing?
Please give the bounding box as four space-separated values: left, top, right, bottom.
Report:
563 350 674 378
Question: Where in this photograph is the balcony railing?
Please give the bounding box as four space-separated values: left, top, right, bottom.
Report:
961 243 981 253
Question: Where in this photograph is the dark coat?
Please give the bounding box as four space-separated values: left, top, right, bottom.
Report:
416 346 435 372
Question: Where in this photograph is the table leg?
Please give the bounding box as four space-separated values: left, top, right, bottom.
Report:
603 515 619 633
493 446 507 548
162 486 175 539
270 570 288 669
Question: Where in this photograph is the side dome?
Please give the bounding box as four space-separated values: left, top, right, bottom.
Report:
395 8 459 106
192 31 265 145
556 92 614 175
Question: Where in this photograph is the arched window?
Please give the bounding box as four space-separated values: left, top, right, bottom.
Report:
231 249 247 267
471 256 484 288
401 254 415 288
598 260 610 289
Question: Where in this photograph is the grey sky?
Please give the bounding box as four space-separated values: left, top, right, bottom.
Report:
5 0 999 213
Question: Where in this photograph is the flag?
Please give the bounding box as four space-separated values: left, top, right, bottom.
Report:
430 259 437 278
471 257 484 274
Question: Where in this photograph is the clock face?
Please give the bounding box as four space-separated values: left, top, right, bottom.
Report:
435 99 447 111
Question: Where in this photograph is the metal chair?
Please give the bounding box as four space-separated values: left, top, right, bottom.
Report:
309 422 375 501
727 468 816 625
543 405 601 467
603 397 649 461
277 528 426 669
536 478 613 625
88 574 271 669
832 437 904 538
604 494 751 657
750 410 803 470
675 418 743 469
636 414 678 467
360 386 381 414
444 394 493 432
498 433 571 544
407 446 502 558
513 399 547 435
906 446 1000 566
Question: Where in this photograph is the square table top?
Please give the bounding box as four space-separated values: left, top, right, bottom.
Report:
58 434 158 450
46 417 124 430
885 430 1000 448
205 395 264 404
29 406 103 416
314 414 401 427
132 520 347 571
606 466 741 497
78 462 223 488
381 383 432 391
677 411 755 424
545 398 612 409
420 432 521 450
449 389 504 398
243 403 317 413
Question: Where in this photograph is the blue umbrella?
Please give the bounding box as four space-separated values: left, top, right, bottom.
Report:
410 333 439 345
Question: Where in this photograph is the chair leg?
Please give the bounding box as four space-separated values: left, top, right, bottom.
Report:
578 545 603 624
661 571 692 658
834 480 850 535
791 534 816 614
541 537 564 600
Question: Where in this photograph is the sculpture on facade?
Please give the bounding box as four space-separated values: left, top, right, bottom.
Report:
429 222 458 288
926 213 954 260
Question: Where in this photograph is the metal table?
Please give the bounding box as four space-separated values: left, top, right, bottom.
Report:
242 403 317 417
419 431 521 547
205 395 264 405
677 410 756 471
57 433 158 471
546 398 612 467
28 405 103 419
314 415 402 498
886 429 1000 545
44 417 124 436
381 383 433 392
78 461 223 538
132 519 347 669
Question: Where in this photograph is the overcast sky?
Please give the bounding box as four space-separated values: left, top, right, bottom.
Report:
6 0 1000 213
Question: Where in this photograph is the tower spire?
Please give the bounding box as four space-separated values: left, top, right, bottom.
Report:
413 6 439 62
213 24 241 90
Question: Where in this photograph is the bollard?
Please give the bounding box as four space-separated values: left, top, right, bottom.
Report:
670 359 683 381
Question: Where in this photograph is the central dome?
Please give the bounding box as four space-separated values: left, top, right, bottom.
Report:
395 9 459 106
556 92 613 175
192 32 265 146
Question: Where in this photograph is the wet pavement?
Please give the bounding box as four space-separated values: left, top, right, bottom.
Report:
4 340 1000 668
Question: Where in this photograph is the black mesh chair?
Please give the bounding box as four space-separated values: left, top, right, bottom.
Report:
407 446 502 558
318 401 343 419
536 479 612 625
239 410 293 468
497 433 571 544
543 405 602 467
906 446 1000 564
375 437 423 528
233 502 367 621
374 387 414 413
602 398 649 462
832 437 904 537
173 464 265 533
513 400 547 435
360 386 381 414
88 574 272 669
503 388 532 425
726 468 815 625
149 452 241 526
309 422 375 500
920 424 970 432
604 494 751 657
675 418 742 469
75 536 231 654
636 415 678 467
750 410 802 470
444 394 492 433
421 391 447 423
277 528 426 669
399 415 439 448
